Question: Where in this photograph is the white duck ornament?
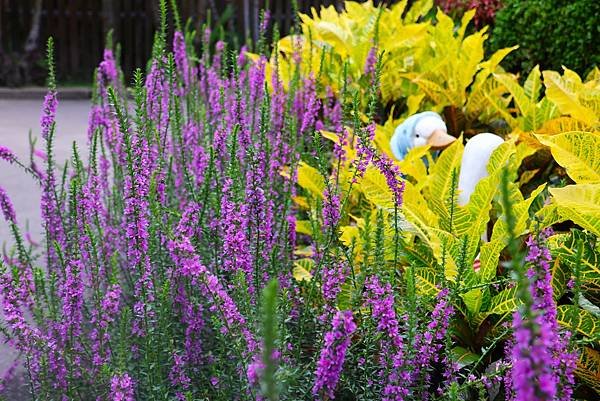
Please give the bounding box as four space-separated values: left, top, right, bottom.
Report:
390 111 504 208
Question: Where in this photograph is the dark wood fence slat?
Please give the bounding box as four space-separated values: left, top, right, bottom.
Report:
2 0 390 83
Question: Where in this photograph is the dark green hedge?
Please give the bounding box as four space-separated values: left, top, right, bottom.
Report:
489 0 600 76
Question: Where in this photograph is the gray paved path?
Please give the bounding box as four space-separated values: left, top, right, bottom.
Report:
0 98 90 394
0 98 90 245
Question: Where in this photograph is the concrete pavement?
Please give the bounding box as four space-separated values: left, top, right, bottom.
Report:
0 98 91 245
0 97 90 395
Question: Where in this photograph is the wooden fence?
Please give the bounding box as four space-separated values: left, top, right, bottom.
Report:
1 0 391 84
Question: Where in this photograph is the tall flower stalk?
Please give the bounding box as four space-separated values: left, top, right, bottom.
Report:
508 228 577 401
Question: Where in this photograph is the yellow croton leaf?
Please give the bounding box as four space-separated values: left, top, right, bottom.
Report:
292 196 310 209
402 180 438 239
575 347 600 395
538 116 591 136
293 258 314 282
549 184 600 237
426 137 464 222
295 220 313 235
297 162 325 198
359 166 395 209
397 145 430 186
543 68 600 127
536 131 600 184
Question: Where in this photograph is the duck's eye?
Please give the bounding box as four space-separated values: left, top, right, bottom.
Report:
415 134 420 138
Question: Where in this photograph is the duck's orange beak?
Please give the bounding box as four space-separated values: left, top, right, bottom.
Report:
427 129 456 149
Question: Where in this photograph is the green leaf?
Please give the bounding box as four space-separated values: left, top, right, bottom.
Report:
478 239 504 284
551 230 600 296
427 138 464 223
543 69 598 126
488 287 519 315
451 346 480 368
557 305 600 338
360 167 395 209
576 347 600 395
337 281 353 311
551 257 570 302
492 183 546 242
524 65 542 102
413 267 440 297
461 288 483 315
578 295 600 318
295 220 313 235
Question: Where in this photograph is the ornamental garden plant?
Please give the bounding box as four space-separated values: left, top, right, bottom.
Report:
0 1 599 400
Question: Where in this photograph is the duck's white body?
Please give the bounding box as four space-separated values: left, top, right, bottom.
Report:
457 133 504 207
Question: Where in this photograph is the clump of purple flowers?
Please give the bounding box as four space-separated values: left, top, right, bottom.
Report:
508 228 577 401
313 310 357 399
364 277 455 400
110 373 135 401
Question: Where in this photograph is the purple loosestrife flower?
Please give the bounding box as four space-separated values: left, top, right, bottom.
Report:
169 352 191 390
168 203 209 365
322 260 349 305
411 288 454 396
366 123 405 207
110 372 135 401
0 146 16 164
353 126 376 181
333 128 350 163
374 155 405 208
247 354 266 386
98 49 118 86
0 186 16 224
145 59 170 135
509 229 576 401
365 276 408 400
220 179 254 286
40 90 58 140
322 186 341 230
260 9 271 34
40 88 66 270
168 224 258 356
353 123 405 206
57 259 85 344
364 46 378 80
320 86 343 134
89 284 121 367
0 358 20 393
182 301 204 365
510 313 557 401
300 77 320 135
313 310 356 399
173 31 191 90
0 271 40 353
365 276 404 350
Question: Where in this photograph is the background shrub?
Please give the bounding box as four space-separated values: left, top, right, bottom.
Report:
490 0 600 76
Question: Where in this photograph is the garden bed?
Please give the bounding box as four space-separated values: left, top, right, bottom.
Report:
1 1 599 400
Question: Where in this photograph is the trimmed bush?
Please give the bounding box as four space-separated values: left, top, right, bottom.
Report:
490 0 600 76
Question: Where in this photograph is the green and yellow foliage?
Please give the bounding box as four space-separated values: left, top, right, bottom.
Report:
277 0 600 395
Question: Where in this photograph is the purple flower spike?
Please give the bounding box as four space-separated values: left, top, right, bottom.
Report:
508 229 577 401
0 146 16 164
110 372 135 401
0 186 16 224
313 310 356 399
40 90 58 140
